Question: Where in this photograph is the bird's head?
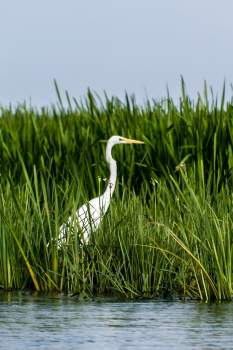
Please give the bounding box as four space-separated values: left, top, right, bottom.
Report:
108 135 144 146
105 136 144 162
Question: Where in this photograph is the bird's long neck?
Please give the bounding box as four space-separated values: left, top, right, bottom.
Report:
102 143 117 204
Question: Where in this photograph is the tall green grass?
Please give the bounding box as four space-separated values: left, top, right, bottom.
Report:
1 81 233 300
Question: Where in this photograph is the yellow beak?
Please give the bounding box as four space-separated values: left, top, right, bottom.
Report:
121 137 144 144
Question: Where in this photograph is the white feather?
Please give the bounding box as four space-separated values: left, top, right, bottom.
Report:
57 135 143 247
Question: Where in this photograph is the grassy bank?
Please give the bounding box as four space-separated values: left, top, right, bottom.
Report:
1 82 233 301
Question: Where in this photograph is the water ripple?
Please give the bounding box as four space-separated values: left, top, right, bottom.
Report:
0 293 232 349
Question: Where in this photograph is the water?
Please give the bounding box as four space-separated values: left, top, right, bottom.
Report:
0 292 233 349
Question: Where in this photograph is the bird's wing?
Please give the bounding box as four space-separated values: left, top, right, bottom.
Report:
58 195 109 245
77 196 106 241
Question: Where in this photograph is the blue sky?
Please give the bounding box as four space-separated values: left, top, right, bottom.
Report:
1 0 233 106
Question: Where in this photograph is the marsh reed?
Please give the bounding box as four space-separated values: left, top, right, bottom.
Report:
1 81 233 300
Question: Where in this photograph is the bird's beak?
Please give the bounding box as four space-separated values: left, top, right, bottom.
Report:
121 137 144 144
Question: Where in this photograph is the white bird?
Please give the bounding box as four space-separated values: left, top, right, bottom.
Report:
58 135 144 246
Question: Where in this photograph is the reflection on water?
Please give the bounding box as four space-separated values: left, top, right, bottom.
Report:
0 292 233 349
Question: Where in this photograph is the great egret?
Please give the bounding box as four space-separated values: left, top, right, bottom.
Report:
58 135 144 246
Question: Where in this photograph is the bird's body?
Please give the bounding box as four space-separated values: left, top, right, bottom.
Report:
58 135 143 246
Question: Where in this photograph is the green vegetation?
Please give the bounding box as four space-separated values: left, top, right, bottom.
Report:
1 81 233 301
